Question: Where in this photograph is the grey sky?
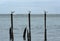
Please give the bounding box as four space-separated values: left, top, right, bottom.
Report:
0 0 60 14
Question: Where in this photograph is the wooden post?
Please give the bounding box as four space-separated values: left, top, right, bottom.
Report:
27 11 31 41
11 11 15 29
28 11 31 32
9 11 14 41
44 11 47 41
23 27 27 40
11 13 13 29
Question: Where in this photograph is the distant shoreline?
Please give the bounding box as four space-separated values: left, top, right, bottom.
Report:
0 14 60 17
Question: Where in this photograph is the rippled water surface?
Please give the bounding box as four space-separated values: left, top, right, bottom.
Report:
0 14 60 41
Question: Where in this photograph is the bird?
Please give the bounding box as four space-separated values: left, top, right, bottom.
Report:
11 11 15 14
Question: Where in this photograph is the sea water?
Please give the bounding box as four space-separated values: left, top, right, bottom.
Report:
0 14 60 41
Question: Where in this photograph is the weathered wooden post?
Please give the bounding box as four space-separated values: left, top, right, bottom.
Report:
9 11 15 41
23 27 27 40
44 11 47 41
27 11 31 41
11 12 13 29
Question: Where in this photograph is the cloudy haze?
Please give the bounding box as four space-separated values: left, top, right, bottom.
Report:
0 0 60 14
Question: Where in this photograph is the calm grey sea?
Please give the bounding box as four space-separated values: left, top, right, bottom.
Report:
0 14 60 41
